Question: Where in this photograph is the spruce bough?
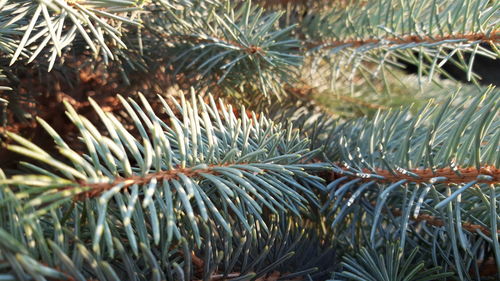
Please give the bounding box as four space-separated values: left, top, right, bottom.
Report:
0 0 499 280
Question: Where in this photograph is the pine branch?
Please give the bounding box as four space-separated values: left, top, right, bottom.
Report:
390 209 499 236
1 0 147 70
321 87 499 278
329 165 499 185
0 91 330 280
333 243 453 281
1 1 499 280
157 0 302 98
308 31 500 50
66 161 299 200
303 0 500 91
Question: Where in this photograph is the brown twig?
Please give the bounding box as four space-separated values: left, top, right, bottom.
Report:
71 164 226 200
160 34 266 55
327 164 500 235
65 162 268 200
332 165 499 184
307 31 500 50
391 209 499 236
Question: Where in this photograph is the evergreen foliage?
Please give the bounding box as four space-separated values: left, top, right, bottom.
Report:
0 0 499 280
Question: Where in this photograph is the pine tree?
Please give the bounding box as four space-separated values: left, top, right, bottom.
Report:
0 0 499 280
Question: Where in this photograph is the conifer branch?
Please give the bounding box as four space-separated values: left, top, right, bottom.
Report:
390 209 500 236
303 0 500 90
307 31 500 50
321 88 499 279
70 162 278 200
329 165 499 185
1 0 499 280
158 0 302 97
